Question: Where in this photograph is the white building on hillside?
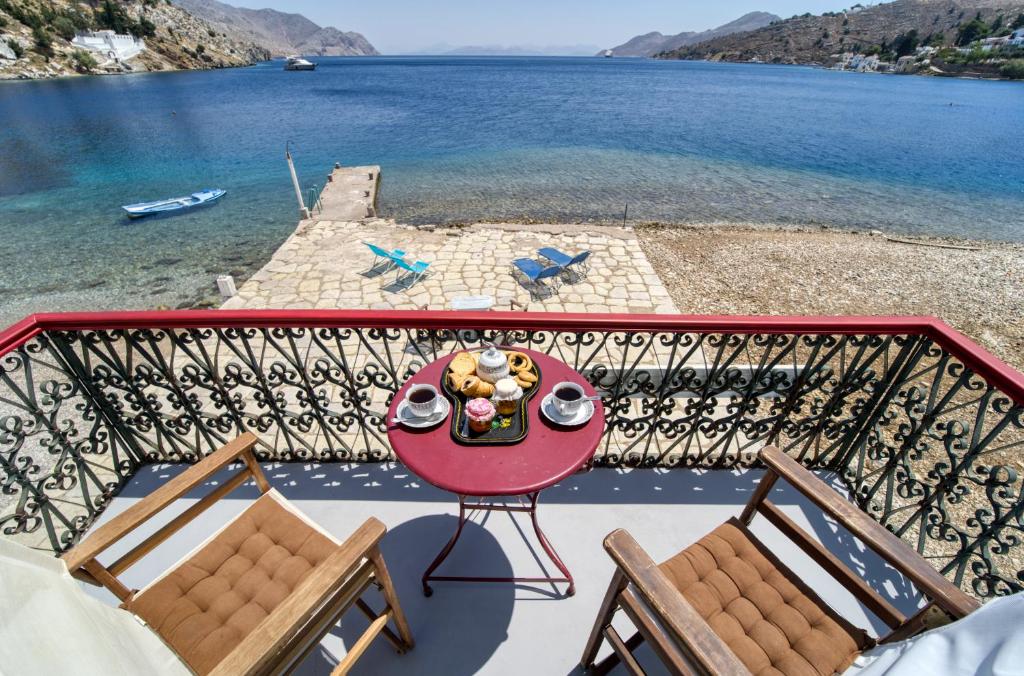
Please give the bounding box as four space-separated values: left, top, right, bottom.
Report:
895 55 918 73
834 52 882 72
979 36 1010 51
1011 29 1024 46
70 30 145 62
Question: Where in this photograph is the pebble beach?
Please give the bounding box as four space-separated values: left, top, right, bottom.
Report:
637 224 1024 371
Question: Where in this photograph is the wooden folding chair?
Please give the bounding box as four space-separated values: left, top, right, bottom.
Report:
581 445 979 675
62 432 413 675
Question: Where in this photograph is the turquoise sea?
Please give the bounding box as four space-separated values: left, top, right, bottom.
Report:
0 56 1022 325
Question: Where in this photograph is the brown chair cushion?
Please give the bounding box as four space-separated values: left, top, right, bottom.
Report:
659 518 871 676
126 492 338 674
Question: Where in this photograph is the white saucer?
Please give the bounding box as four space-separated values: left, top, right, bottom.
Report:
395 397 450 428
541 393 596 426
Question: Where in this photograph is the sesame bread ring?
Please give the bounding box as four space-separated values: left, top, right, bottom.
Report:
507 351 533 373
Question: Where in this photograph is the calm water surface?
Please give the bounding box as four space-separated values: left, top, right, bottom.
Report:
1 57 1022 324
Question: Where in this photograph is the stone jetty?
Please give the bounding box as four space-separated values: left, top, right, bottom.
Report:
223 164 677 313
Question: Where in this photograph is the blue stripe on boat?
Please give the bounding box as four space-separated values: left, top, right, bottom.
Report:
122 188 226 218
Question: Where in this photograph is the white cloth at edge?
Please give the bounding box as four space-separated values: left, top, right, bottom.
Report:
0 537 189 676
844 592 1024 676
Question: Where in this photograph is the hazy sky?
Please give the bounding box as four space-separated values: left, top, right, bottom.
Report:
229 0 877 54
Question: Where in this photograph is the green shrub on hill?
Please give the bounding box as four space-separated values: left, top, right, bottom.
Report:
96 0 132 34
0 0 41 29
893 30 919 57
31 25 52 57
94 0 156 39
956 18 990 46
137 16 156 37
1001 59 1024 79
37 2 54 24
52 15 76 40
6 37 23 58
71 49 98 72
62 8 91 31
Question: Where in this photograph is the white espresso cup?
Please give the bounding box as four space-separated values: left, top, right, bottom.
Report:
551 381 585 417
406 384 439 418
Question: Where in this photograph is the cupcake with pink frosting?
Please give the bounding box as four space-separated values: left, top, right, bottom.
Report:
466 397 496 433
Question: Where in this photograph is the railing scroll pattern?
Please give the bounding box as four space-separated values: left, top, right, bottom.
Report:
0 314 1021 600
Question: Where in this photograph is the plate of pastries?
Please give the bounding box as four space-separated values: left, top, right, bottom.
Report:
441 348 542 445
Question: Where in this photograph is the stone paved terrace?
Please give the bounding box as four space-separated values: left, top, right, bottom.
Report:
222 218 677 314
224 162 674 313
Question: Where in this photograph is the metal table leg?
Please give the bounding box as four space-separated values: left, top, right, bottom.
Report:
421 495 469 596
421 491 575 597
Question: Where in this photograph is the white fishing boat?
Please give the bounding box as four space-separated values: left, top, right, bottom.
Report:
284 56 316 71
121 188 226 218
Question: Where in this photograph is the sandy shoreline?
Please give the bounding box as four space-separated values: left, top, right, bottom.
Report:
635 223 1024 371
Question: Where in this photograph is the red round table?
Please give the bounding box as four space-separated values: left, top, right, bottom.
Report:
387 347 603 597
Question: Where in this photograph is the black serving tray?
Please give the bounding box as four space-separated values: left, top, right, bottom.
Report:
440 351 542 445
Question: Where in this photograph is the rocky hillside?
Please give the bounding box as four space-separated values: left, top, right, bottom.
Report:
607 11 780 57
0 0 268 80
173 0 378 56
659 0 1024 65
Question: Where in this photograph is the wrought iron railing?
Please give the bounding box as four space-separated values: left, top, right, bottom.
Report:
1 311 1022 600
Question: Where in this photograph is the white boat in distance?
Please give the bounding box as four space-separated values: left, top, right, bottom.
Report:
121 188 226 218
284 56 316 71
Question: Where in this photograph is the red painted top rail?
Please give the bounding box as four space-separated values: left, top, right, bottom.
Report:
1 310 1022 404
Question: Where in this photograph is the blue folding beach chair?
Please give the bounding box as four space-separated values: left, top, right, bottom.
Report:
363 242 406 273
538 247 591 279
511 258 563 299
395 258 430 289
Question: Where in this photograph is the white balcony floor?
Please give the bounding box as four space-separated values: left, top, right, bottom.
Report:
82 463 925 675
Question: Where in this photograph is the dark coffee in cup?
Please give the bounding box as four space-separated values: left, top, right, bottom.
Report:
554 386 581 401
410 389 436 404
551 381 586 418
406 384 439 418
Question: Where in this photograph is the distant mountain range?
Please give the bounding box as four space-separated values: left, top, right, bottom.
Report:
413 44 604 56
605 12 780 57
172 0 378 56
658 0 1024 65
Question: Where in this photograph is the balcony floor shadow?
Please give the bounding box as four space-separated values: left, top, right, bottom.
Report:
83 463 925 675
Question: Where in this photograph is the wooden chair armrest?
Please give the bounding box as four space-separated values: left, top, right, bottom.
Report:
210 517 387 676
63 433 261 573
758 446 979 619
604 529 751 675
